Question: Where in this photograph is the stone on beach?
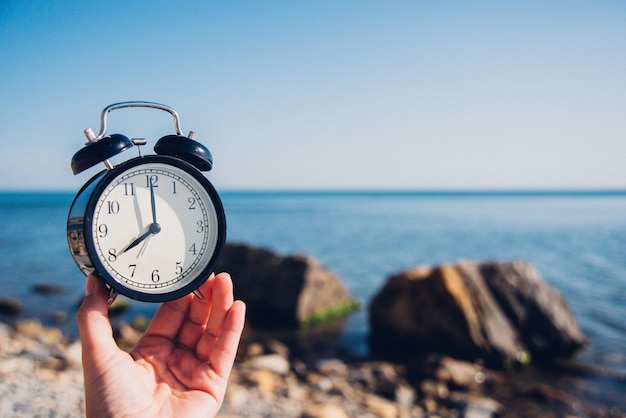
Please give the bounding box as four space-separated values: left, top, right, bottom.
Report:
217 242 359 330
369 260 588 366
0 320 85 417
0 254 618 417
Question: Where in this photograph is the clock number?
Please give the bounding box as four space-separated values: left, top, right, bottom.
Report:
123 182 135 196
188 197 196 210
108 248 117 262
151 269 160 283
107 201 120 214
98 224 108 238
175 261 183 275
129 264 137 277
146 175 159 188
189 243 197 256
196 220 204 233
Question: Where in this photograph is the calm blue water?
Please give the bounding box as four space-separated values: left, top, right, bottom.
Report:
1 190 626 406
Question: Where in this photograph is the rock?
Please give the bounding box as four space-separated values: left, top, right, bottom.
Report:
265 339 290 358
0 297 22 315
434 356 486 388
50 311 69 324
449 392 503 418
369 260 587 367
245 353 291 375
302 403 349 418
479 261 588 360
62 340 83 369
224 382 250 409
115 323 142 350
394 383 416 410
246 342 265 357
108 296 131 316
217 242 358 330
129 315 150 332
15 319 63 347
0 322 12 340
32 283 64 295
246 369 277 393
365 394 399 418
315 358 348 376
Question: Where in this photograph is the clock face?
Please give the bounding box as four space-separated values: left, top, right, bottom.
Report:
85 157 224 300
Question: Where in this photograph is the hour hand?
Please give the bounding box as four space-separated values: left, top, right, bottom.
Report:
120 223 161 254
120 229 152 254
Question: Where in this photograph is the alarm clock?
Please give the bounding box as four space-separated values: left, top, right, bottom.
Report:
67 101 226 303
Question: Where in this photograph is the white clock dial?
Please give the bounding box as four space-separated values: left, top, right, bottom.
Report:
91 162 220 294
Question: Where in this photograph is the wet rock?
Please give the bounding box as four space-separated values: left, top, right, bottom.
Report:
0 297 22 315
50 311 69 324
217 242 358 330
32 283 64 295
369 260 587 366
479 261 588 359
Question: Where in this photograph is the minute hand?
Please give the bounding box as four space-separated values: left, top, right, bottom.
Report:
150 177 157 224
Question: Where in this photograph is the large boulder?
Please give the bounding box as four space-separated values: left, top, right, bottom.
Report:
217 243 358 330
369 260 588 366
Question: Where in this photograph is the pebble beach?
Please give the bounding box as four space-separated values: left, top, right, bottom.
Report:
2 317 625 418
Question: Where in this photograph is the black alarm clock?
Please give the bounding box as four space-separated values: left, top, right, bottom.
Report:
67 101 226 303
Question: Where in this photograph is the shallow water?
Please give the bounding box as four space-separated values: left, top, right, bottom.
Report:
1 190 625 409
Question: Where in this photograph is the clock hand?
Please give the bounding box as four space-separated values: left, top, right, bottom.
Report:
149 176 157 225
137 236 151 258
120 223 161 254
120 229 152 254
121 179 161 256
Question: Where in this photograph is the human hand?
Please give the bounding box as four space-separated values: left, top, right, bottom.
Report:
76 273 246 418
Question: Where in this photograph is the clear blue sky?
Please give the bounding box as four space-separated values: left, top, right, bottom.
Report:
1 0 625 191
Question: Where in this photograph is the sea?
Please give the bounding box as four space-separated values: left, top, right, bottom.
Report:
1 190 625 409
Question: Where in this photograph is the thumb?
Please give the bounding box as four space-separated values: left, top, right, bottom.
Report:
76 274 119 357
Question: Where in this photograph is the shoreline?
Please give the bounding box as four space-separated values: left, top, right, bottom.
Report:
1 316 625 418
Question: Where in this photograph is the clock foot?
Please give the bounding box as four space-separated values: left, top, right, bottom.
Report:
107 288 119 307
192 289 205 300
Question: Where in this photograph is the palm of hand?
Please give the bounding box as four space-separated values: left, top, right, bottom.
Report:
77 273 246 418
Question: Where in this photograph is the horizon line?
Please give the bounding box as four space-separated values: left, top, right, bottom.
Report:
2 187 626 196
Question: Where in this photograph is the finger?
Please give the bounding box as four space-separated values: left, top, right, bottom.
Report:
76 274 119 360
195 273 236 360
174 274 216 350
142 291 193 341
207 300 246 377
